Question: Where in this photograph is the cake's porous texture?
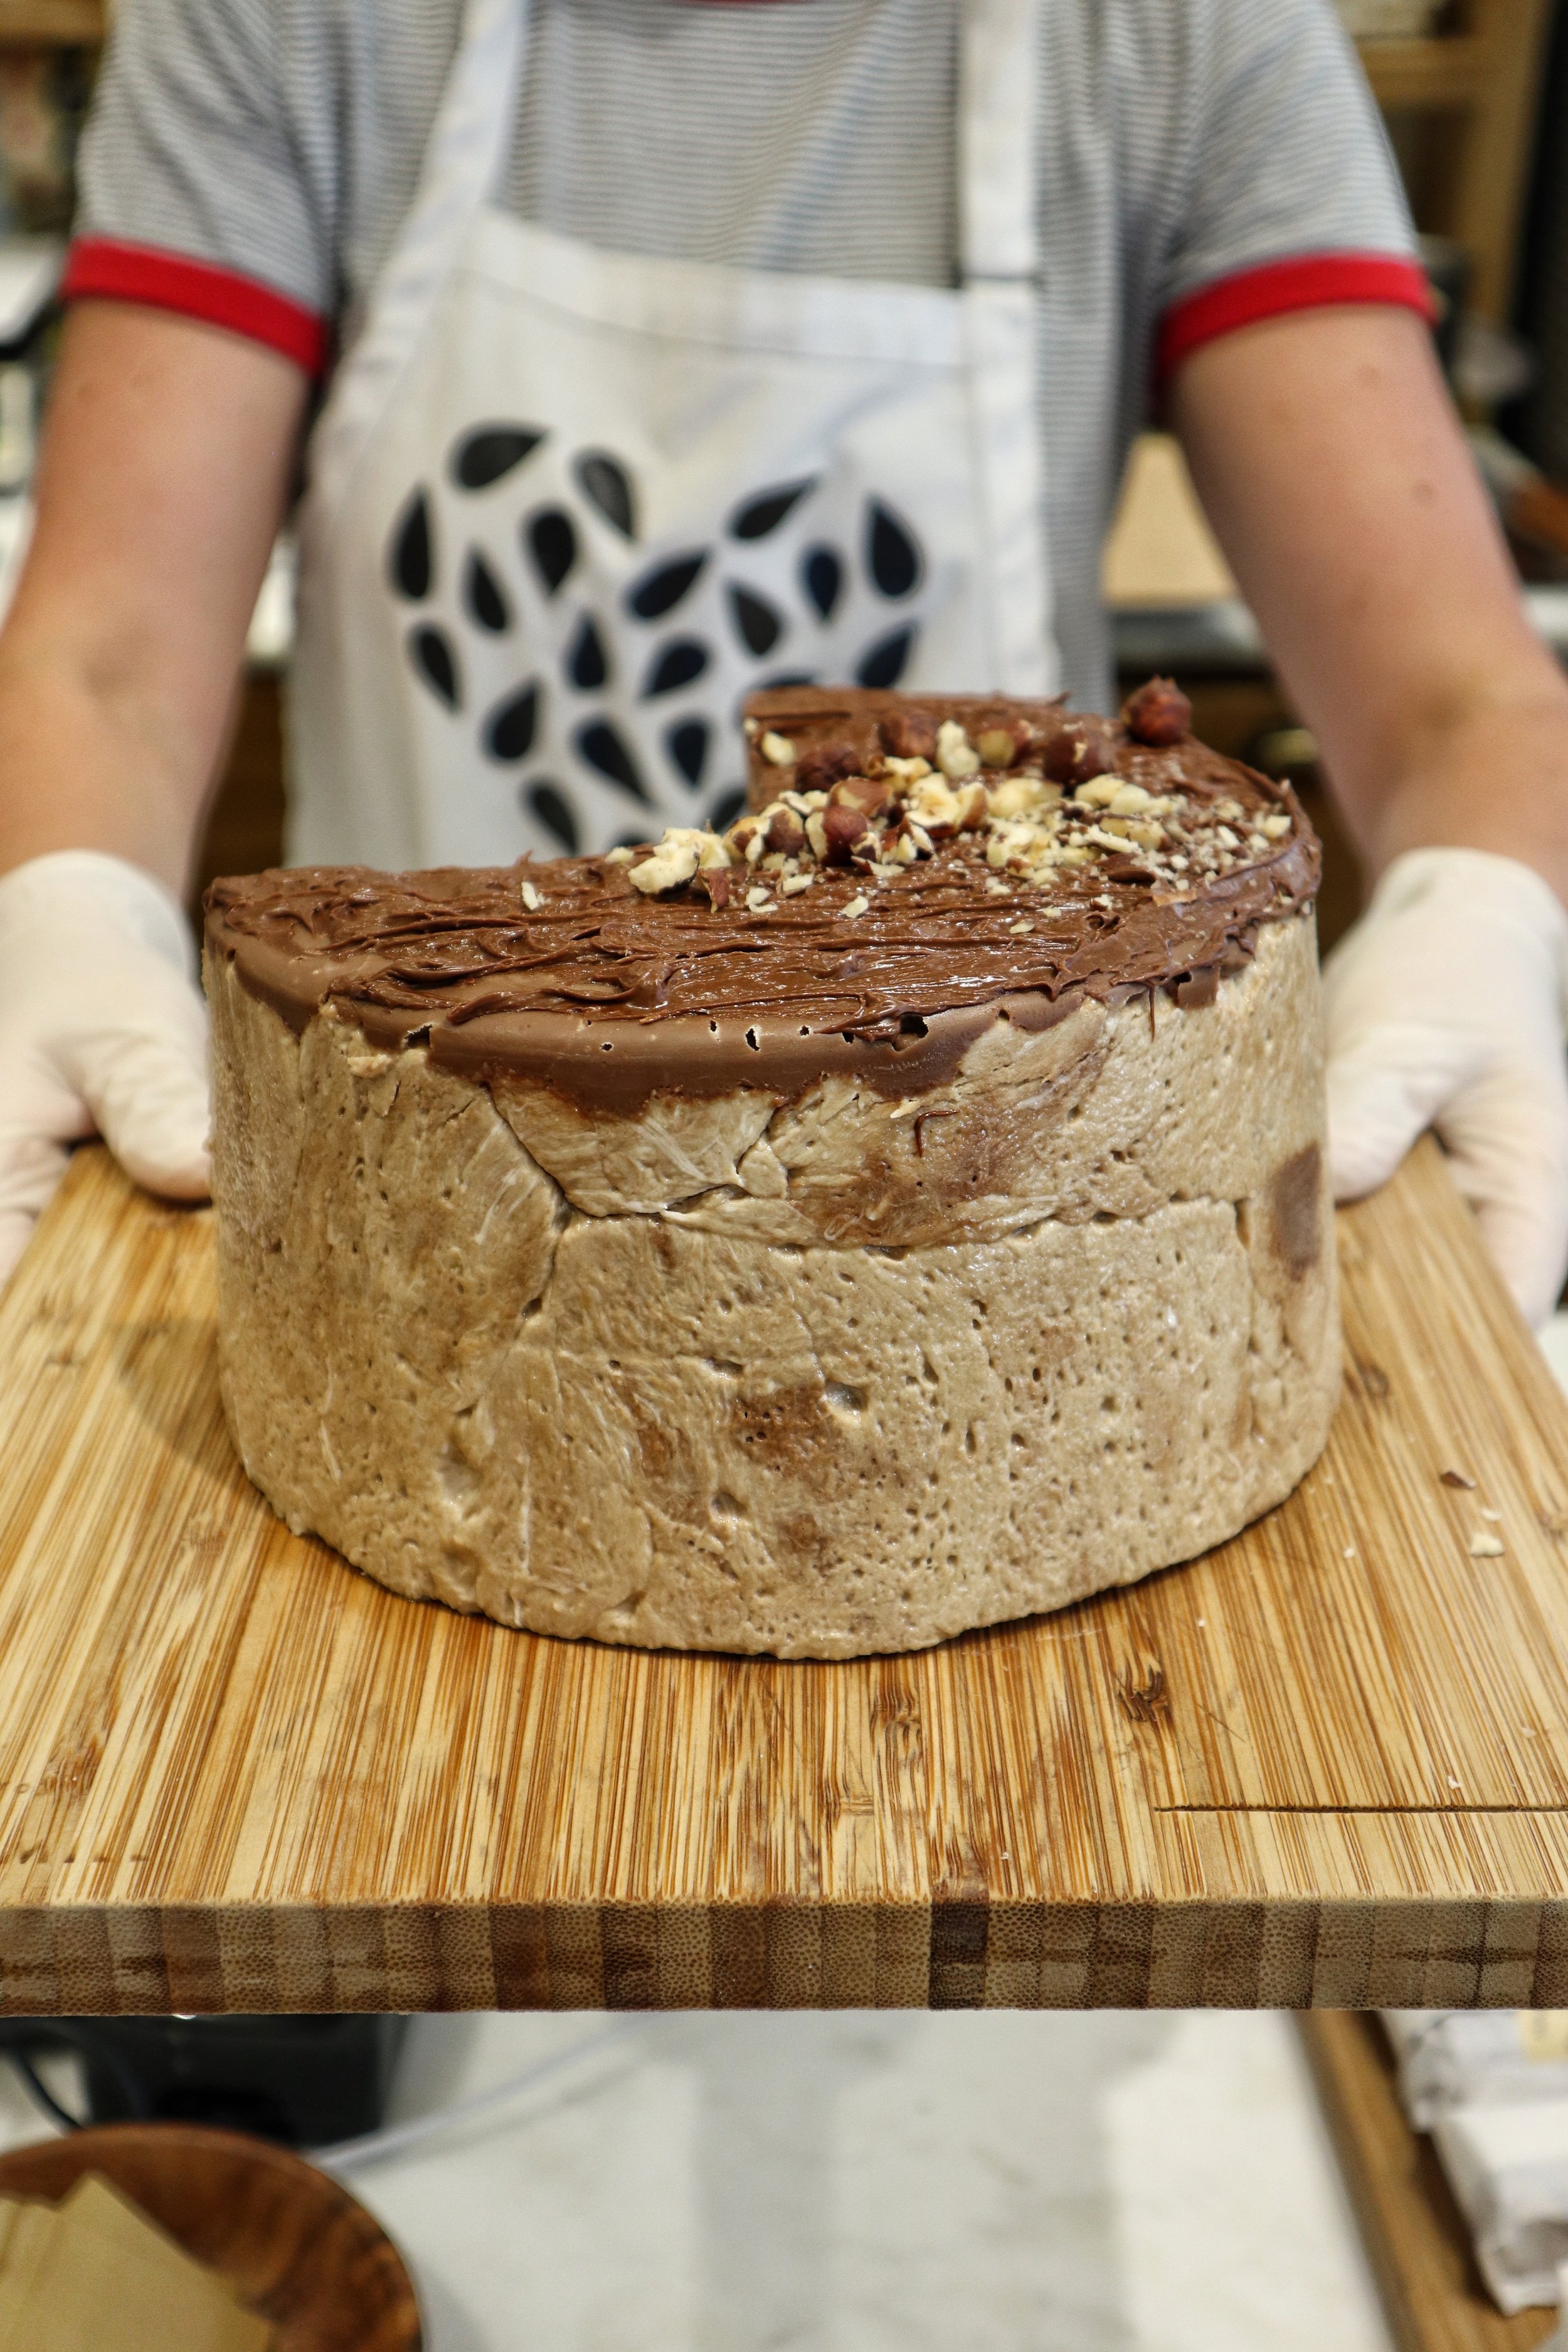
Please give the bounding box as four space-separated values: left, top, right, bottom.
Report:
206 685 1339 1658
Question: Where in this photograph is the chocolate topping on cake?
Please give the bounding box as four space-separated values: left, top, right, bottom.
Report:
206 685 1318 1113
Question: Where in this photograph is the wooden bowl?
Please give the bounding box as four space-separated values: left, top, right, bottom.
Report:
0 2122 421 2349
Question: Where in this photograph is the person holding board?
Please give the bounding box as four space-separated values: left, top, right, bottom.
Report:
0 0 1564 1320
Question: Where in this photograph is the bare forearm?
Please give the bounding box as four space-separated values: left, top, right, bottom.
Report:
0 302 306 895
0 633 231 894
1172 306 1568 904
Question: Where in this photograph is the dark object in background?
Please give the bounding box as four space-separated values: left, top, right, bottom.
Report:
1509 0 1568 479
1419 234 1470 386
0 2015 406 2149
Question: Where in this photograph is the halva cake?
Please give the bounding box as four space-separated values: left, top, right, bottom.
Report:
204 680 1339 1658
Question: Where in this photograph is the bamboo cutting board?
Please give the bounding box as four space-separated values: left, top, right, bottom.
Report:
4 1140 1568 2013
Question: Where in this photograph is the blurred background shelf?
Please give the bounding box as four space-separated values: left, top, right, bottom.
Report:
1301 2013 1559 2352
1362 1 1555 324
0 3 102 45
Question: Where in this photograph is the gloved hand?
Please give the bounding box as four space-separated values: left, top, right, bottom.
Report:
0 850 210 1285
1325 846 1568 1328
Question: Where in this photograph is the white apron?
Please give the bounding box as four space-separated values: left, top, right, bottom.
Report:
288 0 1054 869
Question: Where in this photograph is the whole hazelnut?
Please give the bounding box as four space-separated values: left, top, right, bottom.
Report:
764 805 807 857
878 709 939 762
820 804 871 861
1121 677 1192 747
795 740 862 795
1043 719 1117 785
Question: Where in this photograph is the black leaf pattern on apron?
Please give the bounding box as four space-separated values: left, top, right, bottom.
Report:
576 718 651 802
389 490 433 598
452 425 546 490
856 625 917 689
527 508 578 596
707 786 748 834
574 451 637 539
730 479 818 539
642 639 710 697
801 545 843 621
728 585 783 657
464 549 511 633
666 719 709 789
408 623 461 707
627 552 707 620
524 780 578 852
484 680 540 761
867 499 923 598
566 615 610 691
397 438 953 859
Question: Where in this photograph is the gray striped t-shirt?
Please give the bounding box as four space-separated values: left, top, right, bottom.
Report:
69 0 1422 706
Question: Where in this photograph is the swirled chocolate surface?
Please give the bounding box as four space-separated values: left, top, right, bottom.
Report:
205 706 1318 1113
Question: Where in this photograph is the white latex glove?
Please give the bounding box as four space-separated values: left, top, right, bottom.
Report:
0 850 210 1284
1325 846 1568 1327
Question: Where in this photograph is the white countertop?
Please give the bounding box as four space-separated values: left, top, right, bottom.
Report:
0 2009 1395 2352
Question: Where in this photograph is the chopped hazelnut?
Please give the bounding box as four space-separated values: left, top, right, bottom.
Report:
976 724 1025 770
989 775 1061 822
1260 812 1292 840
759 729 797 766
604 845 637 866
1107 782 1153 815
745 886 773 912
1074 776 1122 809
519 879 543 911
842 893 870 919
630 835 702 894
935 719 980 780
829 773 896 822
952 780 991 832
905 775 964 836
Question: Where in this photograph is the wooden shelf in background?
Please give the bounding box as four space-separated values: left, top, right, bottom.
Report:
1301 2013 1557 2352
1361 36 1491 110
1359 1 1554 322
0 1 103 42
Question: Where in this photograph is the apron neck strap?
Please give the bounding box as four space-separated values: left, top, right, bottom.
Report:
958 0 1041 285
410 0 530 262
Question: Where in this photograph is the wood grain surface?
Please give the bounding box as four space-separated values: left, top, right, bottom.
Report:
3 1140 1568 2012
1300 2012 1557 2352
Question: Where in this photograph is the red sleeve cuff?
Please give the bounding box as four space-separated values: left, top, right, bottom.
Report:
1156 252 1436 395
61 238 329 376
